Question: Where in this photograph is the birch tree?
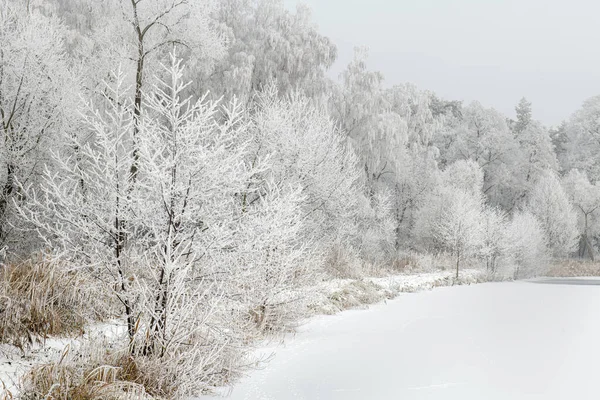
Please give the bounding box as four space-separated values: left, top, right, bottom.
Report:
435 189 485 279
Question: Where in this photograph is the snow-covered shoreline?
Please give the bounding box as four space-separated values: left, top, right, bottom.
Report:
199 269 488 398
309 269 488 316
0 270 487 398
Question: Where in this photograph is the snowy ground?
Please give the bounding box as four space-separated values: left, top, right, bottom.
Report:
200 278 600 400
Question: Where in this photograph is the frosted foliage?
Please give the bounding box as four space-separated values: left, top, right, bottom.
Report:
563 96 600 179
481 207 510 275
385 84 440 149
36 0 227 105
443 102 519 208
508 211 549 278
221 186 316 334
527 171 578 257
518 122 558 183
412 160 484 251
515 97 533 134
0 3 75 251
333 47 385 141
439 159 484 196
394 147 439 247
434 189 485 277
202 0 336 102
562 170 600 236
252 86 367 254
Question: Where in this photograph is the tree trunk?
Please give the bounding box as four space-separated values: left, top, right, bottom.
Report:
0 163 16 246
455 250 460 280
129 0 145 186
145 264 168 357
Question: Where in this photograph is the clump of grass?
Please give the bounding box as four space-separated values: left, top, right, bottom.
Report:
21 345 150 400
21 332 243 400
0 257 106 350
328 280 385 311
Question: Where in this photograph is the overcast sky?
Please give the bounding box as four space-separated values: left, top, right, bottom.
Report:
284 0 600 126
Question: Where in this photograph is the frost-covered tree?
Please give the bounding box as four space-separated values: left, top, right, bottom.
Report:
434 189 485 279
517 121 558 186
39 0 227 150
0 2 75 251
514 97 533 134
481 207 509 276
551 121 569 172
330 47 386 144
508 211 549 278
442 102 520 209
562 95 600 180
223 185 315 334
203 0 337 102
413 160 485 267
331 52 427 252
562 169 600 260
252 85 388 261
439 159 485 197
526 171 578 257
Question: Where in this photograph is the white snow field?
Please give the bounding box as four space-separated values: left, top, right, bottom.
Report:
201 278 600 400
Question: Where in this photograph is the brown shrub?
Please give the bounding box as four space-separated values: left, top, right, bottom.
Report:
391 254 418 273
546 259 600 277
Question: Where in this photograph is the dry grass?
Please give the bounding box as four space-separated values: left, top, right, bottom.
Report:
21 346 150 400
20 326 246 400
546 259 600 277
391 255 416 272
0 380 13 400
328 280 386 311
0 258 106 350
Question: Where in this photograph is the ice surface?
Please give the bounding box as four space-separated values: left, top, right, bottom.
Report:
200 279 600 400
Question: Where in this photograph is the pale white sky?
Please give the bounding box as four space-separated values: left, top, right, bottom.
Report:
285 0 600 126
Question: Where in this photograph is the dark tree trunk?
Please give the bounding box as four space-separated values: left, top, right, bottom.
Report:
0 163 16 245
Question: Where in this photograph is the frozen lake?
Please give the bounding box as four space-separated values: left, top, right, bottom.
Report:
201 278 600 400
